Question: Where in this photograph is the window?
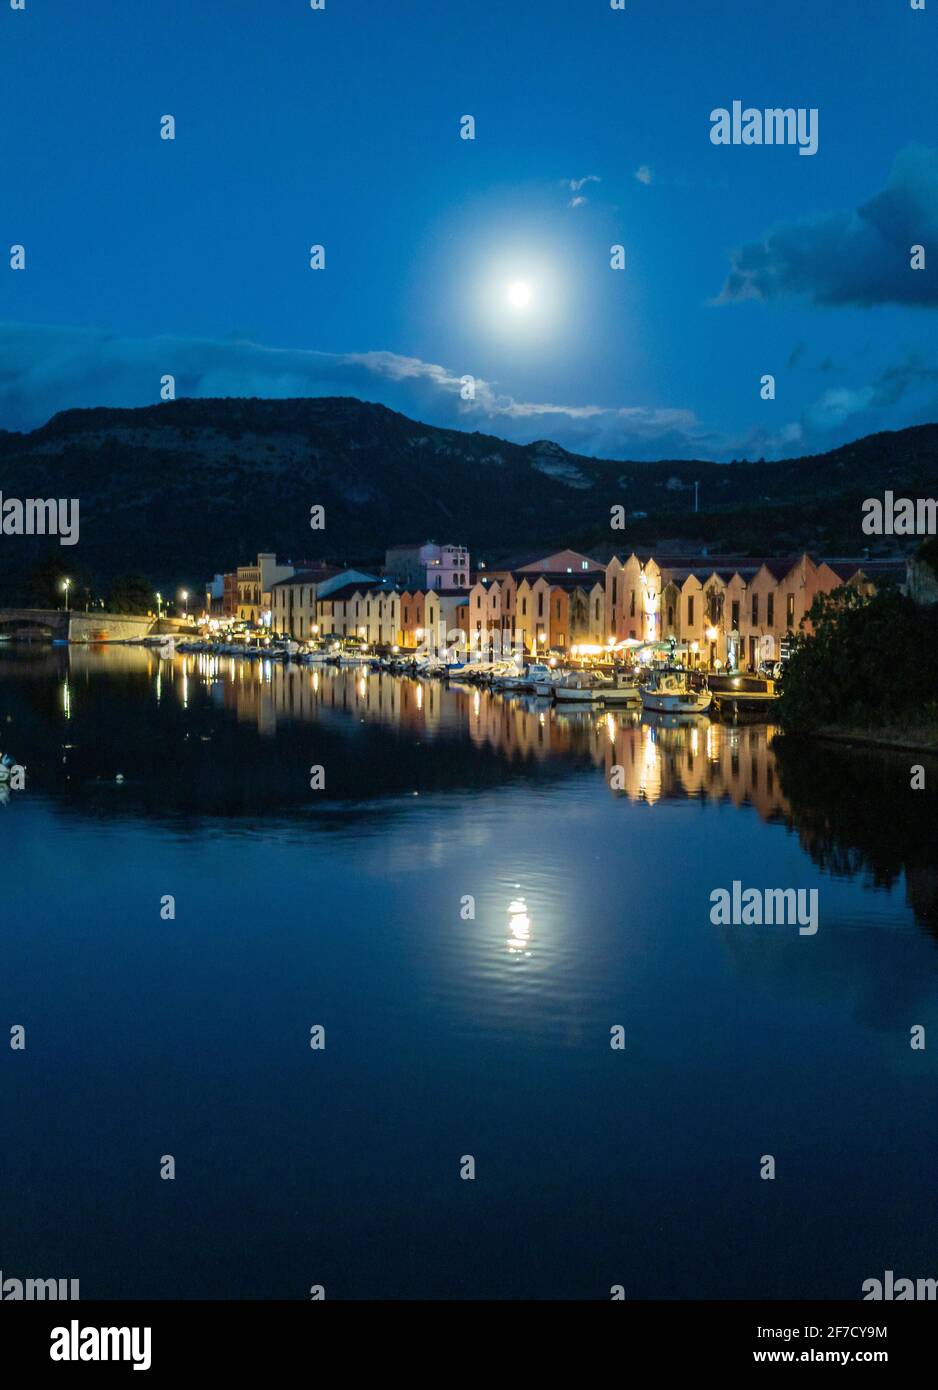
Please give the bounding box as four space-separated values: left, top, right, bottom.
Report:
555 599 561 618
612 578 617 606
630 590 636 617
786 593 794 627
687 596 695 625
537 593 544 617
667 605 674 628
521 598 527 616
594 599 600 621
752 593 759 625
731 601 740 630
581 560 589 570
767 593 774 626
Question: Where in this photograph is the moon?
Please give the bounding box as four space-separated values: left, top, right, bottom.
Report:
507 280 533 309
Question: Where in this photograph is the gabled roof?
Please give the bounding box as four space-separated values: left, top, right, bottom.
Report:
270 565 343 589
319 582 370 603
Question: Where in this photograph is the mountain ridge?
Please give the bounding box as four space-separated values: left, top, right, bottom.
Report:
1 396 936 596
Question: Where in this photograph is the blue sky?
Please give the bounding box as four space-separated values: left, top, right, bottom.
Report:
1 0 936 459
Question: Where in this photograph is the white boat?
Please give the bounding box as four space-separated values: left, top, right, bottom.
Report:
553 671 613 703
599 673 641 703
491 661 528 690
640 670 712 714
528 664 564 696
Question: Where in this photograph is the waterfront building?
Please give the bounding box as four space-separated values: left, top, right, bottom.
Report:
400 589 442 652
606 549 906 669
384 541 470 591
438 589 471 654
270 564 347 639
236 553 295 625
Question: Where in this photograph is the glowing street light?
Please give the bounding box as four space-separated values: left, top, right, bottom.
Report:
62 577 71 611
156 591 163 620
180 589 189 617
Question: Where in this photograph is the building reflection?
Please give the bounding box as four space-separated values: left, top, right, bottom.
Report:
24 647 789 819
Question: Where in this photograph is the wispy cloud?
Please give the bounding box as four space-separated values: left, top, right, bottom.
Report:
0 321 708 459
634 165 653 186
0 322 932 464
566 174 600 207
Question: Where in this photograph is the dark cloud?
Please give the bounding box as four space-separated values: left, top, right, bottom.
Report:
717 145 938 308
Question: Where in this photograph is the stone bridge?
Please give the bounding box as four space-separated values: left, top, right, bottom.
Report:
0 609 183 642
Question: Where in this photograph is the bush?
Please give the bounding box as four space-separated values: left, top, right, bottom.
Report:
778 583 938 731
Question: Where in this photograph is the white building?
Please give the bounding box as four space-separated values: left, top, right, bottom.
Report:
384 542 470 591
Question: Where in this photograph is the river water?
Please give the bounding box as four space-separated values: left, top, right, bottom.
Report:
1 645 935 1299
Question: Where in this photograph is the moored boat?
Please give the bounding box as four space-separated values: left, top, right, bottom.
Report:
553 670 613 702
639 669 712 714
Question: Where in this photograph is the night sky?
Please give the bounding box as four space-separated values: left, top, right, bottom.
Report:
1 0 936 458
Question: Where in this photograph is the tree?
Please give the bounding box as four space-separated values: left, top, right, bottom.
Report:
106 573 156 614
778 583 938 731
23 551 94 608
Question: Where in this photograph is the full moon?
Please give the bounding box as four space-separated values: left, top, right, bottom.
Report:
507 280 533 309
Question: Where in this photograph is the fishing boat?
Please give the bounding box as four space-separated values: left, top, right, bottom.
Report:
598 670 641 704
709 674 779 715
490 660 527 690
531 665 565 697
553 670 613 703
639 669 712 714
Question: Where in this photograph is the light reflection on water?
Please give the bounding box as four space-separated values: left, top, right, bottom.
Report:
0 645 937 1299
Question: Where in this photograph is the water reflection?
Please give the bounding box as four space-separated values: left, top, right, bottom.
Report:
2 643 937 1300
507 896 533 956
1 645 935 931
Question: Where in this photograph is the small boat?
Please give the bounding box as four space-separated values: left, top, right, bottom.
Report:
710 675 780 716
640 669 712 714
599 670 641 704
491 661 528 690
554 670 613 703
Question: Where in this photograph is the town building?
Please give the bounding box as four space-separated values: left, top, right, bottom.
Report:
270 564 349 639
605 550 905 669
236 553 295 625
384 542 470 590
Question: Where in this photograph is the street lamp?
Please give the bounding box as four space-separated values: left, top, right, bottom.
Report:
62 577 71 611
180 589 189 618
156 591 163 620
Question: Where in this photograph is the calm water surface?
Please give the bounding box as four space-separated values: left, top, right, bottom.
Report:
1 646 936 1299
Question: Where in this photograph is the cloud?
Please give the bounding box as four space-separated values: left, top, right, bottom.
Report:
1 322 933 465
568 175 600 193
0 321 709 459
634 165 653 185
716 144 938 308
566 174 600 207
